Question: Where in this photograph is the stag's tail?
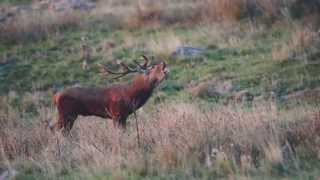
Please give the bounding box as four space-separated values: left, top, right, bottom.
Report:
52 92 61 106
50 92 62 132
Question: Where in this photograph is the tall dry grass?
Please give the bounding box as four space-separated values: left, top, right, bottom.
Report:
272 25 319 61
146 31 182 59
0 10 85 43
201 0 247 22
1 0 319 44
0 93 319 178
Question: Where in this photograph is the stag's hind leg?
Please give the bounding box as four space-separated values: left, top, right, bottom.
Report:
49 111 64 133
51 95 79 135
61 114 77 135
50 115 77 136
50 114 77 135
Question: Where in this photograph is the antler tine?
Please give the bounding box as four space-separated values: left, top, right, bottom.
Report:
131 55 151 71
118 61 137 72
98 63 122 75
98 61 138 79
133 60 145 69
141 55 150 68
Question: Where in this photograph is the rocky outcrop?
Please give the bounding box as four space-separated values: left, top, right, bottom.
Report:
44 0 96 12
171 46 207 59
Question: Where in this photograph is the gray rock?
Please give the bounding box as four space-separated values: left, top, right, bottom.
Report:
70 0 96 10
0 169 18 180
0 11 16 23
48 0 95 11
14 4 33 13
171 46 206 58
0 15 6 23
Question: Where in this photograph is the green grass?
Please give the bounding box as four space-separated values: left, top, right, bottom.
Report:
1 23 319 101
0 0 32 5
13 165 320 180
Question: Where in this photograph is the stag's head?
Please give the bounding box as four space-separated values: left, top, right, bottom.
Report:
99 55 169 86
141 56 169 86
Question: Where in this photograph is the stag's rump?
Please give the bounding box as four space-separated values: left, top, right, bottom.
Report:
53 87 110 118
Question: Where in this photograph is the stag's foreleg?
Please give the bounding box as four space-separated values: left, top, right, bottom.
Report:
107 100 129 130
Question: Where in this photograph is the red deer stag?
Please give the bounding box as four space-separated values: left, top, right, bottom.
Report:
50 55 169 134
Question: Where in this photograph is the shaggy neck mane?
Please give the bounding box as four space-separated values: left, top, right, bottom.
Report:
125 75 156 111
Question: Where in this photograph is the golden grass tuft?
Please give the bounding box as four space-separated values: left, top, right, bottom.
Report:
146 31 182 59
256 0 282 19
0 10 85 43
290 26 318 51
202 0 246 22
272 43 291 61
1 94 320 178
124 1 164 29
272 26 319 61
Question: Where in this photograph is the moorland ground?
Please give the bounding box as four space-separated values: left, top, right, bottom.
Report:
0 0 320 179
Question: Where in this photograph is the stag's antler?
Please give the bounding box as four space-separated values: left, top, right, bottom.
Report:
98 61 137 79
99 55 151 79
134 55 150 69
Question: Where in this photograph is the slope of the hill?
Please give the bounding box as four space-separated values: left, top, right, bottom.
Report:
1 1 320 179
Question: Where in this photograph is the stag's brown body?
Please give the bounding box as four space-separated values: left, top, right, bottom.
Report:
51 57 168 133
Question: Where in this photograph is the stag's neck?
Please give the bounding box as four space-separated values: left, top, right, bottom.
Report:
126 76 157 111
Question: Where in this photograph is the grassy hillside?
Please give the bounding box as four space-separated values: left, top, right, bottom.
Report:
1 20 319 102
1 1 319 102
0 0 320 179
